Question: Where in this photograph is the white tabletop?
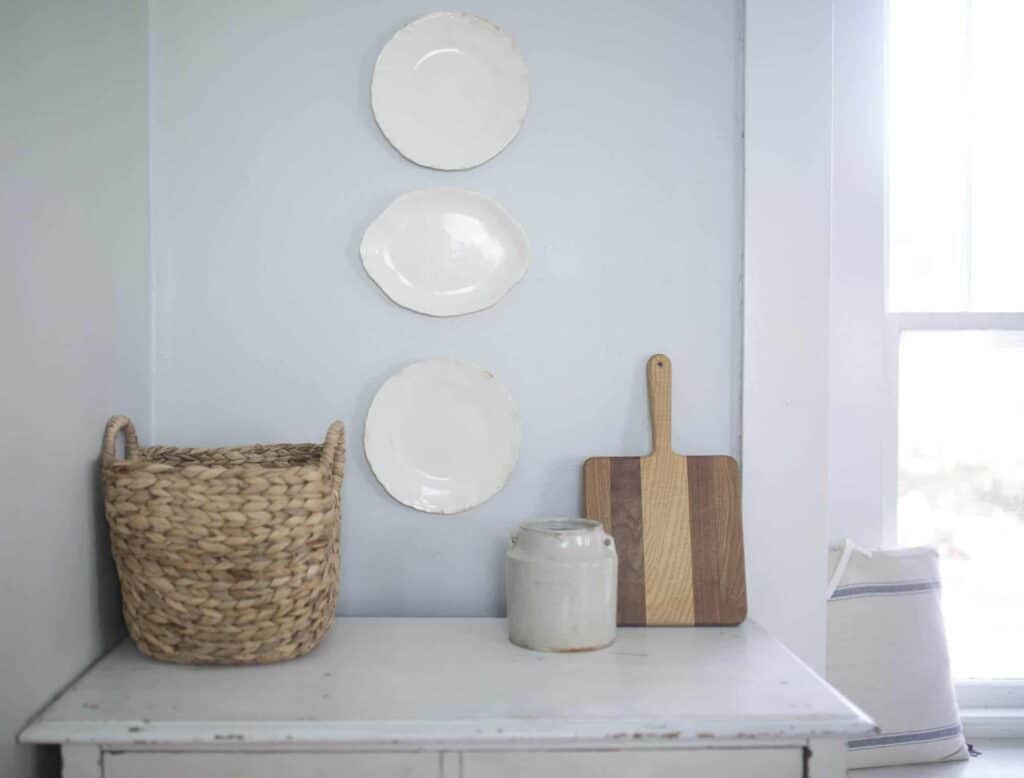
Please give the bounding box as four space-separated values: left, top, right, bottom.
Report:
21 617 874 749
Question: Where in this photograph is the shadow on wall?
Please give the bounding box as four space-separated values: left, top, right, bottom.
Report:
16 456 125 778
27 745 59 778
90 454 124 648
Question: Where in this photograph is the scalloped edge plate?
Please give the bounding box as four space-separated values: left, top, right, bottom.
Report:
371 11 529 170
365 359 522 514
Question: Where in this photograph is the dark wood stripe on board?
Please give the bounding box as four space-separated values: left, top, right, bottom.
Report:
689 456 746 625
688 456 722 625
714 457 747 625
609 457 646 626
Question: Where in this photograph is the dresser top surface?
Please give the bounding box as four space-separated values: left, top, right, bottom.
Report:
22 617 874 748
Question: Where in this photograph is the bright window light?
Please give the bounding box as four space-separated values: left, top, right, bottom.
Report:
890 0 1024 681
898 331 1024 680
888 0 1024 312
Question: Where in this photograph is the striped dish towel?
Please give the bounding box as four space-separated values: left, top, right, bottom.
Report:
826 541 969 769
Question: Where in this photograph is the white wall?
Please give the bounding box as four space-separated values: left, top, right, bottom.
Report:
828 0 887 547
0 1 150 775
743 0 833 671
149 0 745 617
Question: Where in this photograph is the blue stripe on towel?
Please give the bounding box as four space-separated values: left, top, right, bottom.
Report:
848 724 962 750
830 579 941 600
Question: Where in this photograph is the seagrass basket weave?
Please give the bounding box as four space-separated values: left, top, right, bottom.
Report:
100 416 344 665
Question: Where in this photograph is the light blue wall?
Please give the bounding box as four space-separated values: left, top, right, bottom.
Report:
0 1 151 774
149 0 744 618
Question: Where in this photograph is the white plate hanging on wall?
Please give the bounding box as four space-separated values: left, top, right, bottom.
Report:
361 188 530 317
365 359 522 514
371 11 529 170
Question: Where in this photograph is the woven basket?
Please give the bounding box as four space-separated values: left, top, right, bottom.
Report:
100 416 344 665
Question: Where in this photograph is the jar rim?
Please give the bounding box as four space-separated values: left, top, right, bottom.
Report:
519 518 602 535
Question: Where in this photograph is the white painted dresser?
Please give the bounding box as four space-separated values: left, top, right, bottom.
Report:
21 618 874 777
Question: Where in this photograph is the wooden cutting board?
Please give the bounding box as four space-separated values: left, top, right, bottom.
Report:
583 354 746 626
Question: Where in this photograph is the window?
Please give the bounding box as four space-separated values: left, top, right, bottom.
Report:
888 0 1024 682
889 0 1024 313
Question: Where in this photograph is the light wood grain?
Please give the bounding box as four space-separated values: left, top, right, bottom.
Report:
640 354 696 624
647 354 673 456
583 457 612 531
640 452 694 624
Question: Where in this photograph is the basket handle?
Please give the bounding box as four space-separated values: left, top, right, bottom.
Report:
102 415 140 463
321 420 345 485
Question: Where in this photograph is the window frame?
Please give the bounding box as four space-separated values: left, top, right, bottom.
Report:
834 0 1024 715
881 313 1024 709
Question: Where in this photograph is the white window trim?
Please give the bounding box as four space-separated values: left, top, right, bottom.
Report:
882 313 1024 721
881 312 1024 546
832 0 1024 723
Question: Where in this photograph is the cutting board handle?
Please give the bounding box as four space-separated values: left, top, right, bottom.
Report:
647 354 672 456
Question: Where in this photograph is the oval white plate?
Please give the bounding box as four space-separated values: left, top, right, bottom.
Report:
361 188 530 317
365 360 522 514
371 12 529 170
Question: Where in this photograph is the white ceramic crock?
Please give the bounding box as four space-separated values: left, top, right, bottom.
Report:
505 518 617 652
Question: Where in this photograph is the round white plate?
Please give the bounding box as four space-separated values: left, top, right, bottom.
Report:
361 188 530 317
371 12 529 170
365 360 522 514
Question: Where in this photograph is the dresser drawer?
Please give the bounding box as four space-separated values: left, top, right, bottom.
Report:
462 747 804 778
103 751 439 778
